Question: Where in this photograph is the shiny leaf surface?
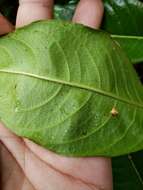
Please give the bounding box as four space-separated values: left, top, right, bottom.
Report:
102 0 143 35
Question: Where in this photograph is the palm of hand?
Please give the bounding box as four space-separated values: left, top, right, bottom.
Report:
0 124 111 190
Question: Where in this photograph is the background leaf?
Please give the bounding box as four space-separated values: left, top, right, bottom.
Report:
111 35 143 63
102 0 143 35
54 0 77 20
112 151 143 190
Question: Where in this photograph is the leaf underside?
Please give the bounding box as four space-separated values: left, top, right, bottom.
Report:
0 20 143 157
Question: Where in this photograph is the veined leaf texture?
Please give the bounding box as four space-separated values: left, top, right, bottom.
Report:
0 21 142 156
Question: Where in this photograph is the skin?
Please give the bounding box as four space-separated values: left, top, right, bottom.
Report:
0 0 113 190
0 13 14 35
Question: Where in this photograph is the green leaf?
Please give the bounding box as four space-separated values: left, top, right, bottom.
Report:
0 20 143 157
111 35 143 63
54 1 76 20
102 0 143 64
112 151 143 190
102 0 143 36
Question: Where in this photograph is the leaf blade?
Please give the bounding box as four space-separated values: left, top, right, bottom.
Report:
0 21 143 157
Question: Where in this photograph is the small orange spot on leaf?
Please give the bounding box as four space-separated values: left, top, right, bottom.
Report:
111 107 119 117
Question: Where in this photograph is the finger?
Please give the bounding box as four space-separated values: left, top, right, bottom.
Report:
0 142 34 190
24 138 113 190
72 0 104 29
0 13 14 35
22 147 95 190
0 123 26 168
16 0 54 28
0 125 94 190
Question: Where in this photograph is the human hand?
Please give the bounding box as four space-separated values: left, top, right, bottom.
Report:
0 1 113 190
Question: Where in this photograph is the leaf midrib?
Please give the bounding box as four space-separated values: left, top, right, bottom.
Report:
0 69 143 109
